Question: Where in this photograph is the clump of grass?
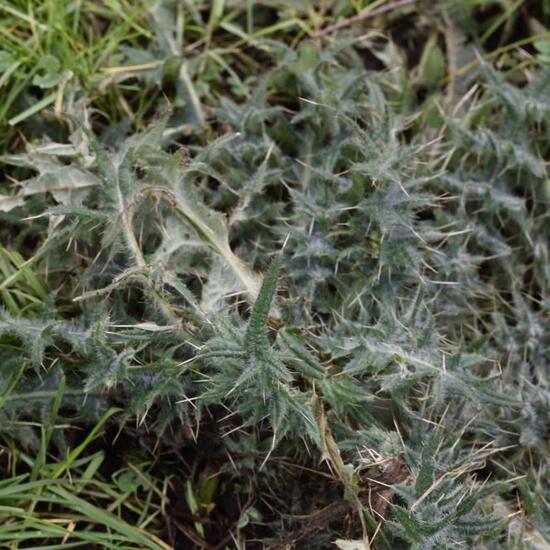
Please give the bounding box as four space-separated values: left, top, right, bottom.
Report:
0 1 154 136
0 402 172 549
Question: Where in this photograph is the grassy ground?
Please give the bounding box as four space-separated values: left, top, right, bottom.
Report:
1 1 550 548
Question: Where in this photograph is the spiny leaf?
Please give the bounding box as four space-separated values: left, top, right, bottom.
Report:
244 257 281 361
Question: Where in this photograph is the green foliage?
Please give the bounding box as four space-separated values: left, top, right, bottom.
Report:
0 404 170 549
1 2 550 547
388 429 502 549
199 257 321 448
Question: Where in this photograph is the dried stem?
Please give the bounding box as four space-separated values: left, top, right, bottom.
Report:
313 0 418 38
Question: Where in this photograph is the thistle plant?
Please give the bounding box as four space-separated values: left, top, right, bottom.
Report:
0 35 548 548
